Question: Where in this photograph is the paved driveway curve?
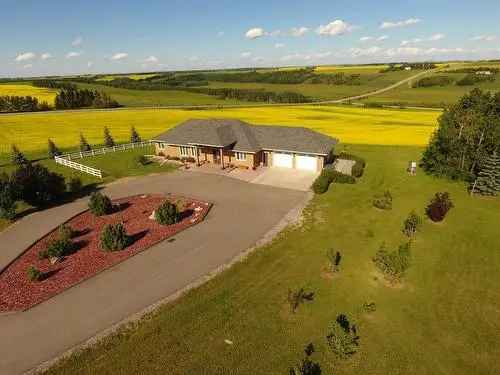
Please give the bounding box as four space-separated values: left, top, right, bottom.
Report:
0 171 307 375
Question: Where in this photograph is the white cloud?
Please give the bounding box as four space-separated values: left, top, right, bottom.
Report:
290 26 309 37
280 51 332 62
23 64 33 69
469 35 496 41
40 52 52 60
217 31 225 37
360 36 374 42
245 27 266 39
188 56 199 62
240 51 252 58
110 52 128 61
380 18 421 29
143 55 159 64
316 20 355 36
87 61 93 68
350 46 383 57
15 52 36 62
72 36 83 46
275 43 285 48
377 35 389 41
66 51 82 59
360 35 388 42
252 56 265 63
429 33 445 41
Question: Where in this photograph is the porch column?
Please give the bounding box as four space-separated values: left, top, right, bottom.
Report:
220 148 224 169
196 146 200 166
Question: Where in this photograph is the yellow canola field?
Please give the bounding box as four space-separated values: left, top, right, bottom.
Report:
0 84 57 105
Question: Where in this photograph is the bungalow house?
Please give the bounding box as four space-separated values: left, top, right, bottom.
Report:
152 119 338 172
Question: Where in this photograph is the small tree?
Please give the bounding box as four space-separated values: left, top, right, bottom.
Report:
0 174 17 220
11 144 28 166
372 191 392 210
130 126 141 143
470 151 500 196
103 126 115 147
155 201 180 225
287 288 314 313
326 314 359 359
426 192 453 222
79 133 91 152
373 242 411 282
402 210 422 237
326 248 342 272
88 192 113 216
48 139 61 158
100 223 130 251
289 344 322 375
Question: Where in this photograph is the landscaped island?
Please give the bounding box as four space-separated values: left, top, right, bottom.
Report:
0 194 211 312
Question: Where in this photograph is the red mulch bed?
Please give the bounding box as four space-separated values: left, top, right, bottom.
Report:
0 194 211 312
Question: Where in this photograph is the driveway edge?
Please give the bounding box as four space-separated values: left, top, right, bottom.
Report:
26 191 313 375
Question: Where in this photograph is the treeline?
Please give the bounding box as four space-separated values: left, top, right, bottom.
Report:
201 68 315 84
0 96 50 113
456 73 496 86
447 67 499 74
186 87 312 103
32 80 77 90
310 72 361 85
421 89 500 181
88 76 208 90
381 62 436 73
54 88 120 109
414 75 453 87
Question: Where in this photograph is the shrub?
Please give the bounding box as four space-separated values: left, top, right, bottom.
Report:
130 126 141 143
0 175 17 220
311 173 331 194
326 314 360 359
100 223 130 251
48 139 61 158
426 192 453 222
373 191 392 210
11 144 28 166
155 201 180 225
58 224 75 241
289 344 322 375
39 237 74 259
88 192 113 216
326 248 341 272
287 288 314 313
136 155 149 166
27 265 44 282
363 302 376 313
351 162 364 178
402 210 423 237
79 133 91 152
372 242 411 281
66 177 83 194
323 169 356 184
11 163 66 206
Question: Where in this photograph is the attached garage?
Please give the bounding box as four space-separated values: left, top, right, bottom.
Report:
295 154 318 171
272 152 293 168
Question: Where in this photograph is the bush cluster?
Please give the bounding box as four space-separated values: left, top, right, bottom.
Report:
402 211 423 237
100 223 130 251
27 265 44 282
39 237 74 260
66 177 83 194
338 152 366 178
312 169 356 194
372 242 411 281
372 191 392 210
155 201 180 225
88 192 113 216
326 314 360 359
426 192 453 222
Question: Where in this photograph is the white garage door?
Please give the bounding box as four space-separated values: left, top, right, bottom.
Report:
273 153 293 168
296 155 318 171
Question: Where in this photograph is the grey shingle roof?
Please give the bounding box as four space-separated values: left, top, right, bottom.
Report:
153 119 338 155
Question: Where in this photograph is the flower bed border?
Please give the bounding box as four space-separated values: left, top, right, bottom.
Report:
0 193 212 313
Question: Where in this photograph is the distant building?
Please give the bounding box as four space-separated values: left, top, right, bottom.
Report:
476 71 492 75
404 66 412 71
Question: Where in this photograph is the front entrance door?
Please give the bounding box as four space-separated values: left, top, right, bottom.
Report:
213 149 220 164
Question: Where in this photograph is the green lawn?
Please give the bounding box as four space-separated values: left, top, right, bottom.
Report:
45 144 500 375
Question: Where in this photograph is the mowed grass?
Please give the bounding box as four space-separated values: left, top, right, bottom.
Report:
74 82 242 107
0 83 57 105
0 106 440 157
45 144 500 375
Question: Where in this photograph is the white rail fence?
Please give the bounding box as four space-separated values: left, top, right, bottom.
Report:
54 140 154 178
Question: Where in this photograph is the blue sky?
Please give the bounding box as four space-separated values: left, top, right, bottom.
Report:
2 0 499 77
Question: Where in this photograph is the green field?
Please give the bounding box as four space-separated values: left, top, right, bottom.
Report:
45 143 500 374
0 106 440 159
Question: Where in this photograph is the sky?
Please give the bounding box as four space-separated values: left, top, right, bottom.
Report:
1 0 500 77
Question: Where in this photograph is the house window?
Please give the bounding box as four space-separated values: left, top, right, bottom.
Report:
180 146 195 157
235 152 246 161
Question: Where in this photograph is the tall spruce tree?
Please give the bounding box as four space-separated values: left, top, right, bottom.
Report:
130 126 141 143
11 144 28 166
471 151 500 196
79 133 91 152
48 139 61 158
103 126 115 147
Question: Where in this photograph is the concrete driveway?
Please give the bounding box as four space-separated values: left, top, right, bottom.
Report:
250 167 319 191
0 171 308 375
